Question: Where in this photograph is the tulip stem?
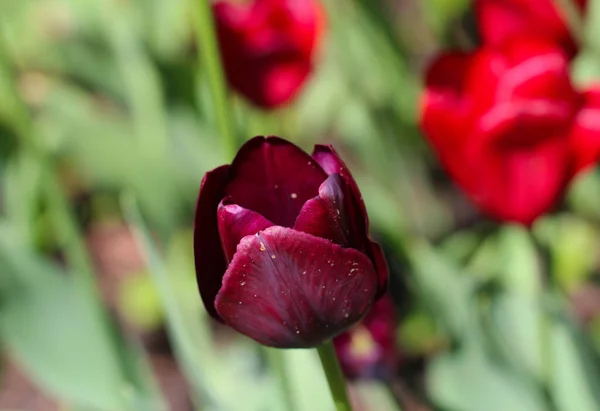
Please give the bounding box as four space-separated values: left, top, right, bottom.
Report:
317 342 353 411
192 0 238 159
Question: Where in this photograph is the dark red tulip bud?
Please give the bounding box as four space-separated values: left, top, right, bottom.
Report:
194 136 388 348
333 294 399 380
420 38 600 225
213 0 325 108
474 0 586 57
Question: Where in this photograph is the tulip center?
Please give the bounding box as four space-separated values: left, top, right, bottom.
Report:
348 325 379 361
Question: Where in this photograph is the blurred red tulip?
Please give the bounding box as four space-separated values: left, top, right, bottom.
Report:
194 136 388 348
421 38 600 225
333 294 399 380
571 87 600 175
213 0 325 108
474 0 586 57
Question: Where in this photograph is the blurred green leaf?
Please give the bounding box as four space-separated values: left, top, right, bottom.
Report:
534 215 598 293
276 349 332 411
428 331 547 411
118 270 164 331
0 231 127 411
407 239 475 339
497 225 540 296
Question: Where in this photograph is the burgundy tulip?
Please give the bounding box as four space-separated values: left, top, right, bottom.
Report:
333 294 399 380
213 0 325 108
194 136 388 348
421 38 600 225
474 0 586 57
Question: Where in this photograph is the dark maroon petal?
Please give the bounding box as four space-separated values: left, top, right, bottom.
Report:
214 226 379 348
294 174 349 245
217 200 274 262
194 165 231 320
370 241 389 298
225 136 327 228
312 145 369 230
294 174 370 252
333 294 398 380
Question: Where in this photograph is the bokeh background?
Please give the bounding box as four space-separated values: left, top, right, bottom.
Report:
2 0 600 410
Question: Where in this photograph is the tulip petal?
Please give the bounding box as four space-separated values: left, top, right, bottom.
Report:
312 145 369 230
474 0 578 55
194 165 231 320
218 200 274 262
469 102 571 225
570 87 600 175
370 241 389 298
333 294 398 380
225 136 327 228
294 173 371 250
214 226 379 348
421 52 473 150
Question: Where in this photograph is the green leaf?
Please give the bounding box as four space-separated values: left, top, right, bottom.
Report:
428 337 547 411
407 239 475 339
497 225 540 296
0 233 127 411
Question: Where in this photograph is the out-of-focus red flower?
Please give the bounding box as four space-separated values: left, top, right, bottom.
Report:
421 38 600 225
570 87 600 175
194 136 388 348
474 0 586 57
333 294 399 380
213 0 325 108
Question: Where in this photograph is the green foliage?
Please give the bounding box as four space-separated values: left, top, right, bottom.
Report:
1 0 600 411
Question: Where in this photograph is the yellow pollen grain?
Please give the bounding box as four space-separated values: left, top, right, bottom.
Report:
259 242 266 251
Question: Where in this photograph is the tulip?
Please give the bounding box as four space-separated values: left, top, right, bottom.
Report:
421 38 600 225
333 294 399 380
193 136 388 348
474 0 586 57
213 0 325 108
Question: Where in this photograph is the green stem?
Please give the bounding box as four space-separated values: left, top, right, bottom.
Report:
192 0 237 158
317 342 353 411
553 0 584 44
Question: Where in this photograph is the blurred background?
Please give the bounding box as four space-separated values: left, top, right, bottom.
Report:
3 0 600 410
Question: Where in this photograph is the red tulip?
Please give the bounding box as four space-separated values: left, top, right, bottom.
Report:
421 38 600 225
474 0 586 57
571 87 600 175
194 136 388 348
333 294 399 380
213 0 325 108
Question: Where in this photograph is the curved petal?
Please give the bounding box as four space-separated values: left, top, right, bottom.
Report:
493 39 573 104
474 0 577 56
225 136 327 228
570 87 600 176
214 226 379 348
421 52 473 150
294 174 369 252
467 103 571 225
333 294 398 380
214 0 322 108
194 165 231 320
218 199 274 262
311 145 369 230
370 241 389 298
294 174 349 246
